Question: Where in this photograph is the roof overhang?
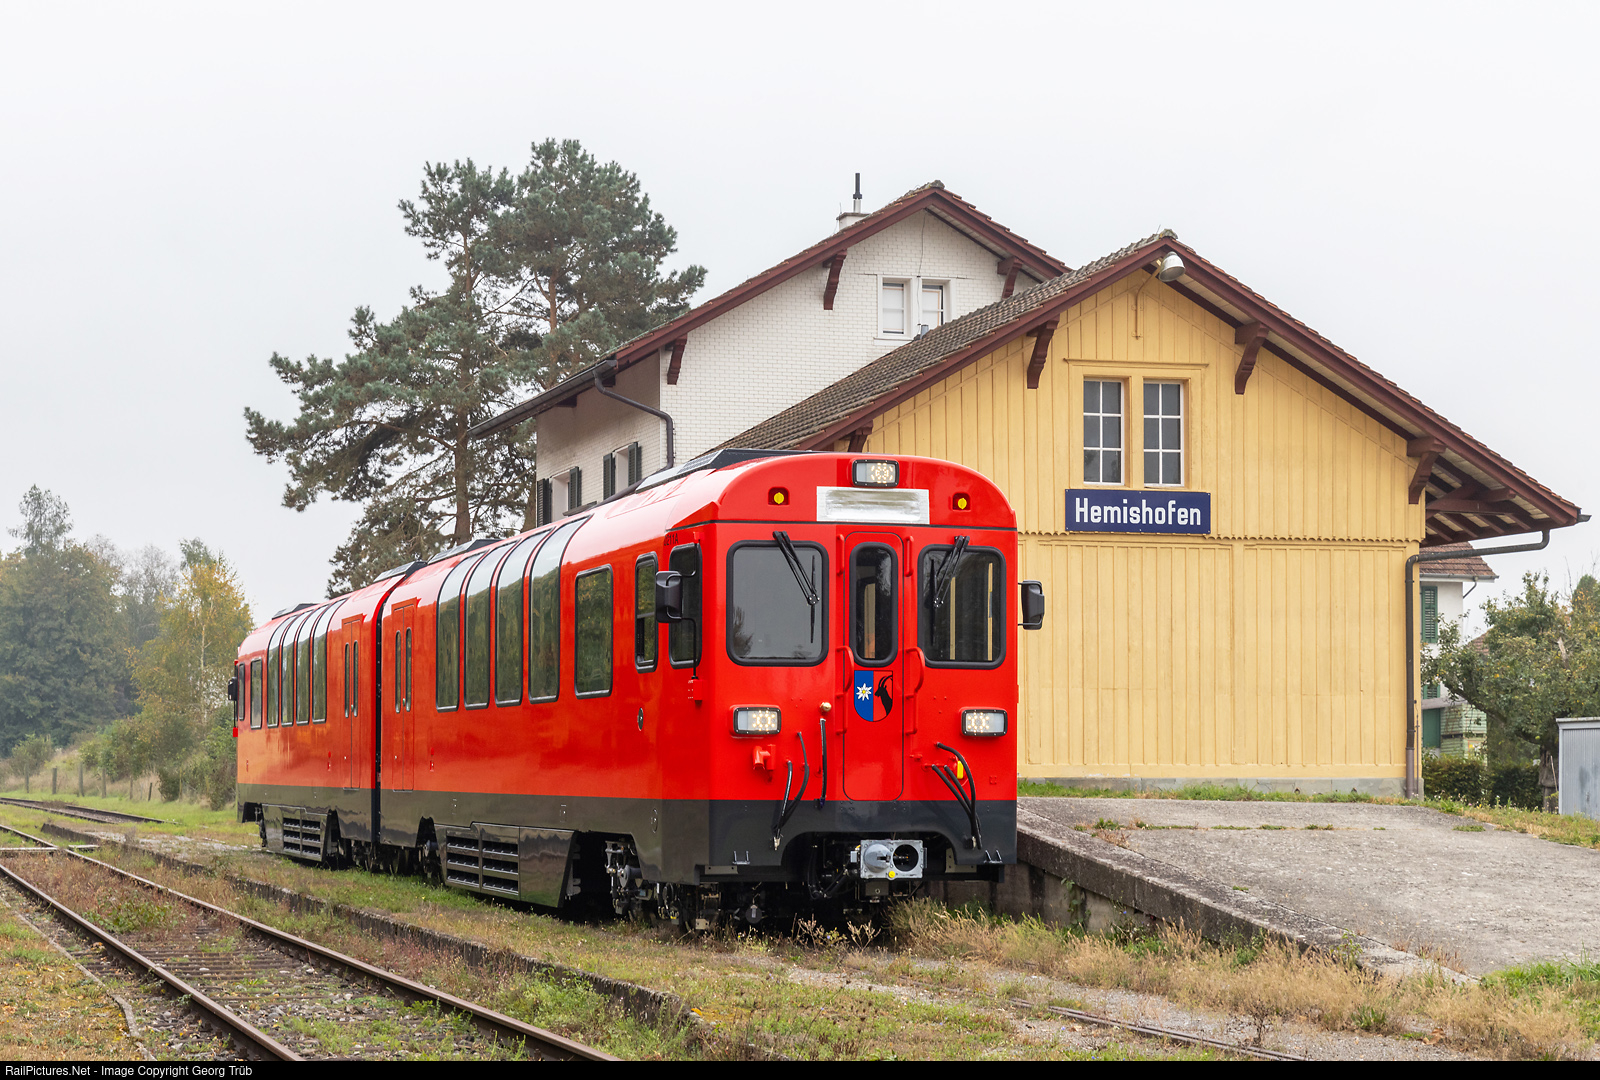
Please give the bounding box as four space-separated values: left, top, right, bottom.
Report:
468 185 1067 441
750 236 1580 547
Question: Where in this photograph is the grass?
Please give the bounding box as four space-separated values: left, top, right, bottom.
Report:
0 816 1215 1061
0 896 147 1059
0 778 259 847
887 900 1596 1059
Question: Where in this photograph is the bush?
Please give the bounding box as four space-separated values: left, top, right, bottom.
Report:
156 768 181 802
1422 755 1543 810
1488 763 1542 810
1424 754 1485 802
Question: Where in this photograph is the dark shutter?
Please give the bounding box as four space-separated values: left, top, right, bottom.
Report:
536 479 552 527
627 442 642 485
569 467 582 511
1421 585 1439 644
603 453 616 499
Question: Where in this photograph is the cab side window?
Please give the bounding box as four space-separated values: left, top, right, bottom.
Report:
668 544 701 666
250 659 263 729
635 554 658 671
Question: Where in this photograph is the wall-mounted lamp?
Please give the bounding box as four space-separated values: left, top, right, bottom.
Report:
1156 254 1186 282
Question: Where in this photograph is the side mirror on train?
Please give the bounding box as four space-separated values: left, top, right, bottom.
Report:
1020 581 1045 630
655 570 684 622
227 675 239 702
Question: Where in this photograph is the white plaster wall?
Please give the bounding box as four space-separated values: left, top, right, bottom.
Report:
531 210 1040 499
663 213 1029 459
534 354 665 498
1433 580 1465 624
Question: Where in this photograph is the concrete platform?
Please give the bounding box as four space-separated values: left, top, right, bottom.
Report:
1014 798 1600 977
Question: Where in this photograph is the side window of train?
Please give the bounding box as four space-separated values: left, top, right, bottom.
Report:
465 542 515 709
265 623 281 728
634 554 658 671
434 553 480 711
295 612 314 725
495 531 547 706
281 613 305 727
527 517 586 703
574 566 613 697
312 604 335 722
250 658 263 729
668 544 702 667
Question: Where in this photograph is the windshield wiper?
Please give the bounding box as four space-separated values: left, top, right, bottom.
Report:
772 530 820 642
928 536 970 612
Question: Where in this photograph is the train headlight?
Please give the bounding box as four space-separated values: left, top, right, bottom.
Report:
852 459 899 487
733 706 781 735
962 709 1007 736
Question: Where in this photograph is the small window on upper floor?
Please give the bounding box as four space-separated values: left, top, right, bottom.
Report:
920 282 946 335
880 280 908 337
1143 381 1184 487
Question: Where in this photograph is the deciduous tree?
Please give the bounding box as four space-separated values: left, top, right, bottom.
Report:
0 488 125 751
1425 572 1600 808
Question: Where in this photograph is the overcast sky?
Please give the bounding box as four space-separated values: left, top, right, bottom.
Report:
1 2 1594 626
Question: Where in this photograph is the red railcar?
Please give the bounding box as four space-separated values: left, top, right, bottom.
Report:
234 450 1040 924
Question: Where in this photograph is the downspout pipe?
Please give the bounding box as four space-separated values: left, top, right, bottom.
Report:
1405 529 1550 798
593 360 675 469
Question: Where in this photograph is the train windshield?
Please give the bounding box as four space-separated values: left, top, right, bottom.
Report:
726 541 825 665
917 543 1006 667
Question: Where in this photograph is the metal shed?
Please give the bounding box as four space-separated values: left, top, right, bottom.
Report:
1557 718 1600 820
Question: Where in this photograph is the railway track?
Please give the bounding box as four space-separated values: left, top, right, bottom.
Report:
0 796 167 825
25 819 1308 1061
0 824 614 1061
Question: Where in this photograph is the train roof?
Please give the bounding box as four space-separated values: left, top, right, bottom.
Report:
242 450 1013 649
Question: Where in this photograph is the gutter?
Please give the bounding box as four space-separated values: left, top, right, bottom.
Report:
1404 529 1553 797
593 361 675 469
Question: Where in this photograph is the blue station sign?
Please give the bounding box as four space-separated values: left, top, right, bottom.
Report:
1066 489 1212 535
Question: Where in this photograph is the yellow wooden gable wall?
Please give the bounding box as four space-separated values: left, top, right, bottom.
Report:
846 274 1424 781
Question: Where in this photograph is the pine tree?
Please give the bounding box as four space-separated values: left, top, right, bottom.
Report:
246 141 704 595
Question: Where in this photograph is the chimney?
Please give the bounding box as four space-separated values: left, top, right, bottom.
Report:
836 172 868 231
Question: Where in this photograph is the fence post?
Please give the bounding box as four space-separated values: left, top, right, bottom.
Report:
78 762 83 797
52 767 57 796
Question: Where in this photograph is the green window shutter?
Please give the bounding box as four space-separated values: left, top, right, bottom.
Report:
569 467 582 511
627 442 642 485
602 453 616 500
1422 585 1439 644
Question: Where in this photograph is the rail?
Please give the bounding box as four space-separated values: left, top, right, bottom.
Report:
0 824 615 1061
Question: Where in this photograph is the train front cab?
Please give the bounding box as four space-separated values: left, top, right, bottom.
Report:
637 452 1042 923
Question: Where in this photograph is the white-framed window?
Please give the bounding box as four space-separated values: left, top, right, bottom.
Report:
549 472 571 517
880 280 908 336
1143 381 1184 486
1083 379 1124 485
920 282 946 335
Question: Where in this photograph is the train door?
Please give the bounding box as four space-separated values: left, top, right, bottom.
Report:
390 603 416 790
340 617 362 787
841 531 906 801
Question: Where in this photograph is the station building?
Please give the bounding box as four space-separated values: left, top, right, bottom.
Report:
482 188 1583 796
721 231 1582 795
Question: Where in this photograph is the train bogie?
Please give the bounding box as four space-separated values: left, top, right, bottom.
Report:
235 450 1038 923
